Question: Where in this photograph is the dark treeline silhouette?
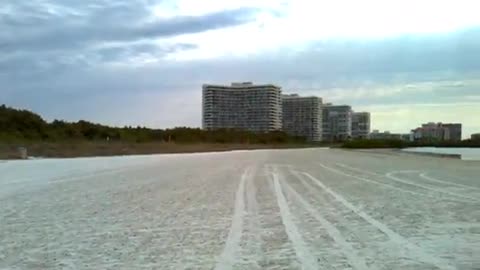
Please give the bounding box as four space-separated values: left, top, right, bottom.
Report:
0 105 306 144
342 138 480 149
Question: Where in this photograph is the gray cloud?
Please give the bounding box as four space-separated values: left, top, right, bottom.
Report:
1 2 257 52
95 43 197 62
0 0 256 78
4 28 480 100
1 0 480 134
110 29 478 91
260 29 480 86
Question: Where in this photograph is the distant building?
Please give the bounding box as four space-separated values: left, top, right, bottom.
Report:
411 122 462 142
443 123 462 141
471 133 480 141
412 123 449 142
370 130 410 141
322 105 352 141
352 112 371 139
282 94 323 141
202 82 282 132
202 82 371 140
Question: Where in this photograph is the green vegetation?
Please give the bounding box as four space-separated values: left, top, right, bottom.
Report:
408 140 480 148
342 139 480 149
0 104 306 144
341 139 408 149
4 104 477 158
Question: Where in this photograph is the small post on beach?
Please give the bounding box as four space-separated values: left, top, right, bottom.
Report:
17 147 28 159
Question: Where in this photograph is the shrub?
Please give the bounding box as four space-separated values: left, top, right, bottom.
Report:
342 139 408 149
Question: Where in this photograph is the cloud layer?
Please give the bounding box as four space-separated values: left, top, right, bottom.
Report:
1 0 480 138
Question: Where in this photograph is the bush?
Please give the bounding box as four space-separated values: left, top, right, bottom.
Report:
409 140 480 148
0 104 308 145
342 139 408 149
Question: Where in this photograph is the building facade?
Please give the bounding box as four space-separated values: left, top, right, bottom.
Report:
411 122 462 142
369 130 410 141
202 82 282 132
471 133 480 141
443 123 462 141
322 104 352 141
412 123 448 141
282 94 323 141
352 112 371 139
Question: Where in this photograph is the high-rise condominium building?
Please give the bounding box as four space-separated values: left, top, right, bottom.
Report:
322 105 353 141
282 94 323 141
443 123 462 141
352 112 371 139
202 82 282 132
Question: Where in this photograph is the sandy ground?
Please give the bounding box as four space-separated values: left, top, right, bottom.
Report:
0 148 479 270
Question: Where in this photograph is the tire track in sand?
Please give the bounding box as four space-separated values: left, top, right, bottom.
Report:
337 162 480 194
334 162 478 202
280 176 373 270
244 166 263 268
419 173 480 191
215 167 250 270
319 163 470 203
270 166 319 270
386 171 480 203
300 171 456 270
318 163 426 197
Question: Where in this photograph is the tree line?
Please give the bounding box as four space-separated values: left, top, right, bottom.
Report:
0 105 307 144
342 138 480 149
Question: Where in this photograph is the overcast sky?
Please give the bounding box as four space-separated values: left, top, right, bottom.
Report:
1 0 480 138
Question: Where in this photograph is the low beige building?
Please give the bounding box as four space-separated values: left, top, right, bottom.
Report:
412 122 462 142
370 130 410 141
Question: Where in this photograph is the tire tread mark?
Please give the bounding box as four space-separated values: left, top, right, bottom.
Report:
300 170 456 270
270 166 319 270
281 175 372 270
215 167 250 270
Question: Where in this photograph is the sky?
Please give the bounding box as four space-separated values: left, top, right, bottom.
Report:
1 0 480 138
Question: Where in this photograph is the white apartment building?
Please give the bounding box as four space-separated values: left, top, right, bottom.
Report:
202 82 282 132
282 94 323 141
322 104 353 141
352 112 371 139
